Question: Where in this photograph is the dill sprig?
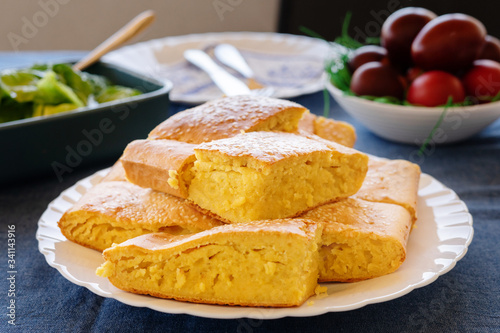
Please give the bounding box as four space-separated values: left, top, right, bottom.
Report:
334 12 364 49
418 97 453 155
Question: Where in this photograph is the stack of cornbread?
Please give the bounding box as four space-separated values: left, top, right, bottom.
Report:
58 95 420 307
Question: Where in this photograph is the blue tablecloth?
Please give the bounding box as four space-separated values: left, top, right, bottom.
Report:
1 52 499 332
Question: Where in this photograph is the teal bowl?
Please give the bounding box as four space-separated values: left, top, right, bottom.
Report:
0 61 173 184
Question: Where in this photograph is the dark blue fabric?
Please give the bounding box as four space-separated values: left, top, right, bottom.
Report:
1 52 499 333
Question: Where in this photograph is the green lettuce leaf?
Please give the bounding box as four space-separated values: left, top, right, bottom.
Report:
30 64 49 71
52 63 93 104
33 103 79 117
95 85 141 103
0 70 42 103
0 97 33 123
83 72 110 96
35 71 84 107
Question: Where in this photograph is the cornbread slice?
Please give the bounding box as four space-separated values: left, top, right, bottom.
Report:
300 198 413 282
121 139 197 199
58 181 222 252
312 116 357 148
189 131 368 223
354 156 421 221
298 112 357 148
96 219 322 307
148 95 308 143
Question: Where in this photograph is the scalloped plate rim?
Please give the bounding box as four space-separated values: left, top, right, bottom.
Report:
36 169 473 319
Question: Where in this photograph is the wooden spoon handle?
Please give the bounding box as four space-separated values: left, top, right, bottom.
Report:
73 10 155 71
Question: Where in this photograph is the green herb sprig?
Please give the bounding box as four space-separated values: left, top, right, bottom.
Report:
417 97 453 156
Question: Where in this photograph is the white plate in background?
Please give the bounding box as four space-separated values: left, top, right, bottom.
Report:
102 32 330 104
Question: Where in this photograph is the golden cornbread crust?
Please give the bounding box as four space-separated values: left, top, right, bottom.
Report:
117 219 319 250
300 198 412 282
121 139 197 199
148 95 307 143
58 181 223 252
97 220 322 307
354 156 421 221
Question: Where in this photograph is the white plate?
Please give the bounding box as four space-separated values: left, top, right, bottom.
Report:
37 169 473 319
102 32 330 104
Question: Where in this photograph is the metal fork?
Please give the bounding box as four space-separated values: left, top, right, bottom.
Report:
213 43 274 97
184 49 273 97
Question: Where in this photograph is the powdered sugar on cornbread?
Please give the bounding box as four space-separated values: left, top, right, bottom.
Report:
195 132 335 165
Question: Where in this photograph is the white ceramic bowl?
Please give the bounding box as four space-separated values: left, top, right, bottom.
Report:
326 79 500 144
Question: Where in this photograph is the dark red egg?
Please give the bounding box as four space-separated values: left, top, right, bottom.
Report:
411 13 487 72
381 7 437 69
350 62 405 99
348 45 388 73
463 59 500 100
406 67 424 83
407 70 465 107
478 35 500 63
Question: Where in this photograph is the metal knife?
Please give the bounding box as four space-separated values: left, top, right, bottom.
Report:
214 43 269 91
213 44 254 79
184 49 251 96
